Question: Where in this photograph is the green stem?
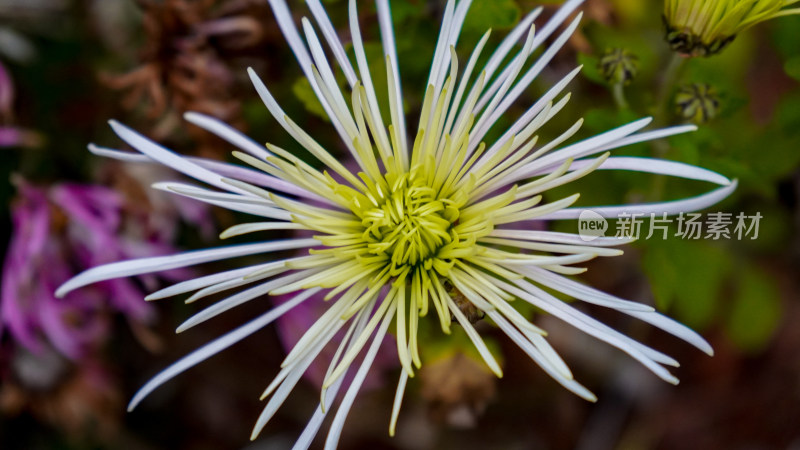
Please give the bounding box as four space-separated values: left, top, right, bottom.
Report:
648 53 687 201
655 52 686 126
612 83 628 110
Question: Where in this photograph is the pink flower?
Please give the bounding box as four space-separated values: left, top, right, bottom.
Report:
0 179 192 359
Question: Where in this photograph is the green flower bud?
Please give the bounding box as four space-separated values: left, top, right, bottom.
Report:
664 0 800 57
598 48 639 86
675 83 720 124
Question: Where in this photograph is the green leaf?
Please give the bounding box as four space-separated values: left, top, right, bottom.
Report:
389 0 427 24
643 239 731 328
642 241 677 310
577 53 604 85
462 0 520 34
582 108 640 134
770 14 800 59
420 322 503 369
725 267 782 353
672 241 730 329
291 77 329 121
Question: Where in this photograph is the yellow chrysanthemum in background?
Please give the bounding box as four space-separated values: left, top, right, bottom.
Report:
58 0 736 447
664 0 800 56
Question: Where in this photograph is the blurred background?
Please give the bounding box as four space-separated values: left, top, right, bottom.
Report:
0 0 798 449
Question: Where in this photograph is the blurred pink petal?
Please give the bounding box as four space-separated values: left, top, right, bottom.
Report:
0 178 198 359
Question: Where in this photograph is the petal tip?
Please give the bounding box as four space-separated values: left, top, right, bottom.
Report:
54 284 69 299
183 111 202 122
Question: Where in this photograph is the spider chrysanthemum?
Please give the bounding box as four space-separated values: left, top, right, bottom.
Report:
57 0 736 447
664 0 800 56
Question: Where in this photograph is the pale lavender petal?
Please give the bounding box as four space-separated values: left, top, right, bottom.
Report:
56 239 318 297
541 181 738 219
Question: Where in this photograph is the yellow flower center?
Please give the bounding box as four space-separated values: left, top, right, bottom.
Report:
361 170 458 268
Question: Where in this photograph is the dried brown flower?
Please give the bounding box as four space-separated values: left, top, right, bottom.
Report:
420 352 497 428
102 0 277 156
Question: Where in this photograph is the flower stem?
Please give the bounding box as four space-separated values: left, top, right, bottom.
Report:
612 83 628 110
655 52 686 127
647 53 687 201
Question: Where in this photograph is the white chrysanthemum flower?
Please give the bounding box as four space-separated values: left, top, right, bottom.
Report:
57 0 736 447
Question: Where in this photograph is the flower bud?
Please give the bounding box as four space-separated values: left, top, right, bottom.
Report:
598 48 639 85
675 83 720 123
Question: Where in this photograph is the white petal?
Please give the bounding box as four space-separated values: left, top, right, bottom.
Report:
251 306 352 439
247 67 358 168
480 236 623 257
495 277 681 379
594 125 697 153
489 229 634 247
175 268 322 333
475 1 583 112
145 262 279 301
542 180 738 219
490 252 597 267
446 295 504 377
389 370 409 437
184 261 288 304
153 182 274 206
89 144 324 201
302 17 359 139
55 239 318 297
291 303 373 449
183 111 271 160
520 117 653 176
153 182 292 220
324 301 395 449
441 30 491 142
220 222 307 239
582 156 730 185
376 0 407 154
476 66 581 170
267 0 314 72
471 24 538 147
430 0 472 91
528 333 573 380
348 0 392 155
487 310 596 401
478 7 542 88
292 376 345 450
128 288 319 411
88 144 150 163
473 13 582 144
305 0 359 87
527 125 700 177
625 310 714 356
108 120 253 197
519 266 654 312
426 0 456 91
247 67 292 130
532 0 585 45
